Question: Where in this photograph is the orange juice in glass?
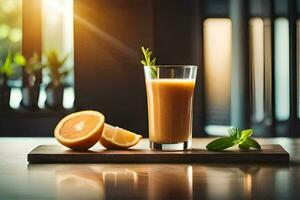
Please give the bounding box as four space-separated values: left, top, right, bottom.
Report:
144 65 197 150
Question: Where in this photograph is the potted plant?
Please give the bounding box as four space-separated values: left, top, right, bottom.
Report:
14 52 43 110
44 50 70 110
0 51 14 110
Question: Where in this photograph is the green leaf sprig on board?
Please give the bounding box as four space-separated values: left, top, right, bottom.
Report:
140 46 157 78
206 127 261 151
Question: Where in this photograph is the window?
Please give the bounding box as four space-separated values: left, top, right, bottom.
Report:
0 0 22 58
275 18 290 121
40 0 74 109
250 18 265 123
0 0 22 108
203 18 232 136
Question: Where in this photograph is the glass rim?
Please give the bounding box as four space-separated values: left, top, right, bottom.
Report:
144 65 197 69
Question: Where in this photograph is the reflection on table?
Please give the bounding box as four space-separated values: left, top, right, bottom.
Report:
27 163 298 200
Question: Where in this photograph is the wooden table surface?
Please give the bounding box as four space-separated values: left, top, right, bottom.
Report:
0 137 299 200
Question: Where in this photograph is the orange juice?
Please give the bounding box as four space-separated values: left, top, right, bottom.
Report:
145 79 195 144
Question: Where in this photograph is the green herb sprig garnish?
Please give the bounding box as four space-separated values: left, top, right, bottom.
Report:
141 46 157 78
206 127 261 151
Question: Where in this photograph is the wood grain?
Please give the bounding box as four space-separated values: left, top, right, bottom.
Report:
28 144 289 164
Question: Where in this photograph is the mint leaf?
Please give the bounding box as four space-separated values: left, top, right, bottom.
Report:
241 137 261 150
238 143 250 150
239 129 253 144
206 127 261 151
206 137 237 151
228 127 240 140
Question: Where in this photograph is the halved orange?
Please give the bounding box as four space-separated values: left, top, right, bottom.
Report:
54 110 105 150
99 124 142 149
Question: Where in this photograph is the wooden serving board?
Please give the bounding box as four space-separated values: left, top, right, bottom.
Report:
28 144 289 164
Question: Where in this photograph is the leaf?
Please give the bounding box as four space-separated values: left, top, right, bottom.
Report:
30 53 42 71
150 69 156 79
238 143 250 150
228 127 240 140
147 51 152 60
150 57 156 66
14 53 26 66
206 127 261 151
19 53 43 75
45 49 70 84
241 137 261 150
140 46 157 78
206 137 237 151
0 51 14 78
59 54 69 67
141 46 146 56
141 46 148 64
239 129 253 144
61 68 71 78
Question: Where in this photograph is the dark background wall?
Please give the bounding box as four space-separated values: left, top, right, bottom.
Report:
73 0 203 136
73 0 154 135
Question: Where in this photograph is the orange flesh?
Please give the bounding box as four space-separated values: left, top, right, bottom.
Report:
114 131 127 144
100 124 142 149
102 125 138 143
59 114 101 140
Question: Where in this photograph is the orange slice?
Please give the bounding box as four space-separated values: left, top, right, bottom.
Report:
54 110 105 150
99 124 142 149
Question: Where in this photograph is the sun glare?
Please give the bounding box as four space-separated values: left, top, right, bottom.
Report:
41 0 74 109
42 0 64 24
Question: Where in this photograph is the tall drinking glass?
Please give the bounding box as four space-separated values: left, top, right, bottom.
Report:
144 65 197 150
